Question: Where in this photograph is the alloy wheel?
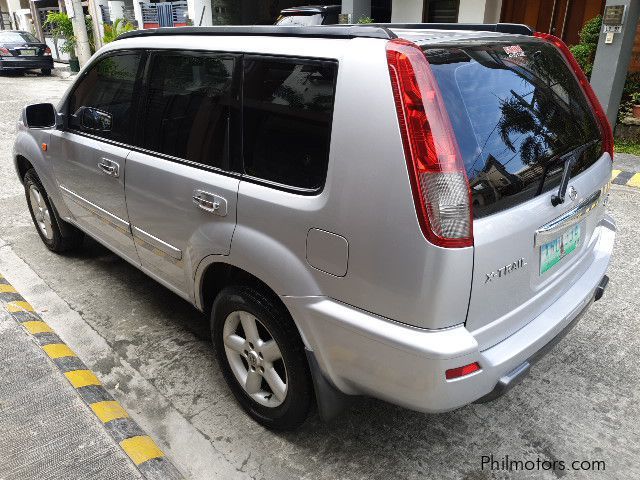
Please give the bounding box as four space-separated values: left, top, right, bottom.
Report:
28 184 53 240
222 310 288 407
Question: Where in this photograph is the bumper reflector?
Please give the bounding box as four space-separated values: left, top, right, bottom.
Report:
446 362 481 380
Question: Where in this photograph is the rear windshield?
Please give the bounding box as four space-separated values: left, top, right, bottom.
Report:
276 13 323 26
423 41 602 218
0 31 40 44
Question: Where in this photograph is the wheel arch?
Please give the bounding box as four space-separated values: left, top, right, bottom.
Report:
15 154 34 183
194 257 315 350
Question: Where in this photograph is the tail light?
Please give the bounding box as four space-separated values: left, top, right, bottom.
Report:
44 46 52 56
0 47 10 56
386 39 473 248
534 32 614 160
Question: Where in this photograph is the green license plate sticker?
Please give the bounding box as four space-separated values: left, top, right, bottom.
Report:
540 224 581 274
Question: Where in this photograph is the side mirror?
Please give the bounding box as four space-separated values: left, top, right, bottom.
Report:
77 106 112 132
24 103 57 129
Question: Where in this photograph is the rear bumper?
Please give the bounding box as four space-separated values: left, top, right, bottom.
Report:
0 57 53 70
284 215 615 413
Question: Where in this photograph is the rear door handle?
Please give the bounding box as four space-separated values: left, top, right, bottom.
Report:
193 190 227 216
98 159 119 177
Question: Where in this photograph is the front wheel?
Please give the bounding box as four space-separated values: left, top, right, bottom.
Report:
24 169 84 253
211 286 313 430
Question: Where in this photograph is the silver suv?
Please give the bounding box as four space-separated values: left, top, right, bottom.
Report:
13 24 615 430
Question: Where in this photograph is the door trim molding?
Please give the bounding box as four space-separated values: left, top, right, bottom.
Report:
132 225 183 260
59 185 131 233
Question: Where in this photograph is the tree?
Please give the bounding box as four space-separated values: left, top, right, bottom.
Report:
569 15 602 78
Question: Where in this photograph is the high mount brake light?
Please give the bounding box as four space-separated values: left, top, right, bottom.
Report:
386 39 473 248
534 32 614 160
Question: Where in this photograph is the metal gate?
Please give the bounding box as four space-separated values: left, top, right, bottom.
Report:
156 3 173 27
0 11 12 30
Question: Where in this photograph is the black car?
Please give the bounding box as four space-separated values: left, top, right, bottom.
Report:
275 5 341 26
0 30 54 75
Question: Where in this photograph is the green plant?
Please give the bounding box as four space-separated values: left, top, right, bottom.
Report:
569 15 601 78
103 18 135 44
615 140 640 156
618 73 640 121
357 16 374 24
44 12 95 56
44 12 76 55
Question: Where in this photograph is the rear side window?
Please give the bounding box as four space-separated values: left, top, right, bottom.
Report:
242 57 337 190
423 41 602 218
68 53 142 143
139 52 239 170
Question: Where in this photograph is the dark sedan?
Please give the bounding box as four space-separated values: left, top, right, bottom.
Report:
0 31 54 75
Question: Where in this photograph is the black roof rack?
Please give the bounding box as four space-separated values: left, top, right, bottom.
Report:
117 25 397 41
363 23 534 36
116 23 533 43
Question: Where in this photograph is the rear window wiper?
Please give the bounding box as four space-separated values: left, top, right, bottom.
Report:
536 140 598 205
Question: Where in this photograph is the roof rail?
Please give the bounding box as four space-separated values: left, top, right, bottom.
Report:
116 23 533 43
116 25 397 42
363 23 534 36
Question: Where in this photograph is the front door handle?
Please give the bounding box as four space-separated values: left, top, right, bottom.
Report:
193 190 228 216
98 159 119 178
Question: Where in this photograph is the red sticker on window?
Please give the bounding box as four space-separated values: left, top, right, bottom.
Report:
503 45 525 57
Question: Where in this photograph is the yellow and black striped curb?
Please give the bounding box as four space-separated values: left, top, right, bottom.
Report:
612 169 640 188
0 273 183 480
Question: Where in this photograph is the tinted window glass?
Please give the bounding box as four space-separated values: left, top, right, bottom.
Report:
424 42 601 218
68 53 142 143
0 31 40 43
140 52 238 169
243 58 337 190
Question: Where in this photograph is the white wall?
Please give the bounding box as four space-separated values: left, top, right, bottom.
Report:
187 0 212 26
108 0 125 19
342 0 371 22
391 0 423 22
46 36 70 62
458 0 503 23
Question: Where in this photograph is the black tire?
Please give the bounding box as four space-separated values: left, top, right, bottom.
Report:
41 68 52 76
24 169 84 253
211 286 312 430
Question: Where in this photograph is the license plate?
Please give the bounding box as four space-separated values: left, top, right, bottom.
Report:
540 224 581 274
20 49 36 56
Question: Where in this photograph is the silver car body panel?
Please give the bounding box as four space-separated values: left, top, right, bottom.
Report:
125 150 240 298
467 154 612 350
283 215 614 411
50 130 140 265
13 29 616 413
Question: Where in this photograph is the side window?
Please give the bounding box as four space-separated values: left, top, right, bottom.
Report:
243 57 337 190
139 52 238 170
68 53 142 143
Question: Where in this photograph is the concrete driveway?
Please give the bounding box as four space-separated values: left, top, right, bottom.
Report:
1 72 639 479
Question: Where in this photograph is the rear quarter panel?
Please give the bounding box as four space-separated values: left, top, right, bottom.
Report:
231 37 473 329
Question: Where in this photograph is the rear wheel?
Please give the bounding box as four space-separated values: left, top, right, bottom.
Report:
24 169 84 253
41 68 52 76
211 286 312 430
